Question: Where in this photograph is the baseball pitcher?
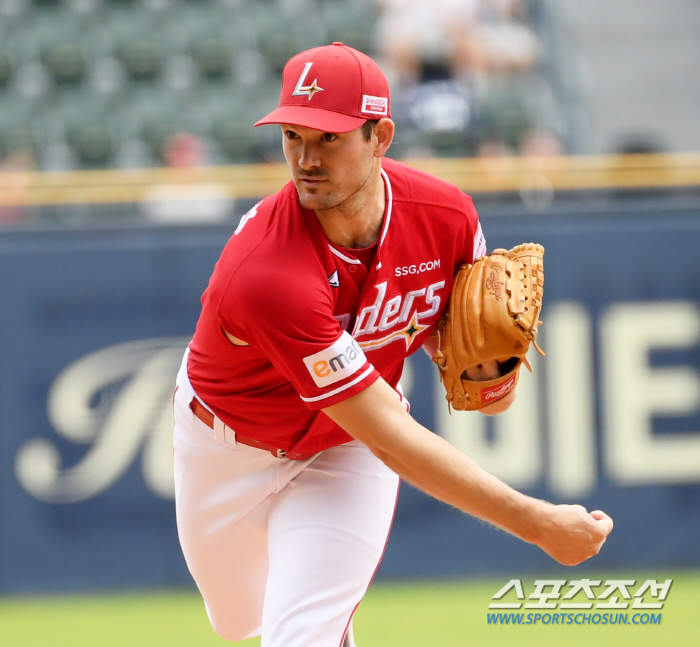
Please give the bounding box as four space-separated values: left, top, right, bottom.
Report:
173 43 613 647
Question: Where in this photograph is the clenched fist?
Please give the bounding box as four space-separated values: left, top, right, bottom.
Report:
531 503 614 566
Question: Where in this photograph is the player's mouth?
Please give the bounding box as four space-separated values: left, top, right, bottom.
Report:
298 177 328 188
297 168 328 180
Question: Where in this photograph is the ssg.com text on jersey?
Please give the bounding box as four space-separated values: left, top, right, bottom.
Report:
394 259 441 276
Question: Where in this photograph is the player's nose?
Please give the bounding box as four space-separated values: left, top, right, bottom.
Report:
298 142 322 170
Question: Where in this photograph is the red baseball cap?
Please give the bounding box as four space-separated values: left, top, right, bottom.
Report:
255 42 391 133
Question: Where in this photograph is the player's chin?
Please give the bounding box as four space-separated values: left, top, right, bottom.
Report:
297 189 339 211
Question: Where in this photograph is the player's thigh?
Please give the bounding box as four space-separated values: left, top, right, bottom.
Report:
262 440 400 647
173 392 278 640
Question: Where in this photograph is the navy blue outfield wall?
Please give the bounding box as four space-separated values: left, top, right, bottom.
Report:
1 199 700 593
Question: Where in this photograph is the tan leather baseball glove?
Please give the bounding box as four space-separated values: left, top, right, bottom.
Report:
432 243 545 411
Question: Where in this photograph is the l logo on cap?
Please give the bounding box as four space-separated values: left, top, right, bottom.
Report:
292 62 324 100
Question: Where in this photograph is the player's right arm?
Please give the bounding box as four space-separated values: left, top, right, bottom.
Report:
323 377 613 566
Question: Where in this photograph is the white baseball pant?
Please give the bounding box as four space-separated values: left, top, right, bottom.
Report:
173 351 400 647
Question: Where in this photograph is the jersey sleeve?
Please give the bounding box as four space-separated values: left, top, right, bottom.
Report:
458 193 486 264
217 263 379 410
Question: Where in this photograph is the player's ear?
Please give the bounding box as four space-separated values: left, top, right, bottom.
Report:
373 118 394 158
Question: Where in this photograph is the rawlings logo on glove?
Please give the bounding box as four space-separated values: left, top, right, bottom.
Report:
432 243 545 411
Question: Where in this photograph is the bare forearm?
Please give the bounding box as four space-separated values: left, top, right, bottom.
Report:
326 380 540 541
324 378 613 565
381 415 542 540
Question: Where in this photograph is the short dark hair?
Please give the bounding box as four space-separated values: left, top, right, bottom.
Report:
361 119 379 141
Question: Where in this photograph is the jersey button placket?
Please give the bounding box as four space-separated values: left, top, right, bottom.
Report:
348 263 368 288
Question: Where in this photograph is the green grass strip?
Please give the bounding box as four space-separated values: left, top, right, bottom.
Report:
1 571 698 647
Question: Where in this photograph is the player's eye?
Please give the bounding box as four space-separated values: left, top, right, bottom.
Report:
283 129 299 140
322 132 338 142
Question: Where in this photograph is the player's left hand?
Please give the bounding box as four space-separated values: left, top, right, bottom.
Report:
531 503 614 566
464 361 501 381
465 361 516 414
432 243 545 411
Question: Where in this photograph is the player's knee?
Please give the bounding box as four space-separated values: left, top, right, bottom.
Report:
207 605 260 642
211 620 258 643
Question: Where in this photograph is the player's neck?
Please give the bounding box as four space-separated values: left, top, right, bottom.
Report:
314 166 385 249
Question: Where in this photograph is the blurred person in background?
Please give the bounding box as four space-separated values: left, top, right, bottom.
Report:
0 144 36 222
141 131 233 223
374 0 545 158
374 0 485 89
374 0 483 157
164 131 207 168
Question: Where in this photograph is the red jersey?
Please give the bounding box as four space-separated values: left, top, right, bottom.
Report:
187 157 486 454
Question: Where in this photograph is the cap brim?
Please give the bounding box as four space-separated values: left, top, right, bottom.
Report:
254 106 367 133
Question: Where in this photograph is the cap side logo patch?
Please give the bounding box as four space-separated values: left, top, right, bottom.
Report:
292 62 324 100
361 95 388 115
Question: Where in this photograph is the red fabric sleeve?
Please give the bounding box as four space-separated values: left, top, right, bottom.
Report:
217 260 378 408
